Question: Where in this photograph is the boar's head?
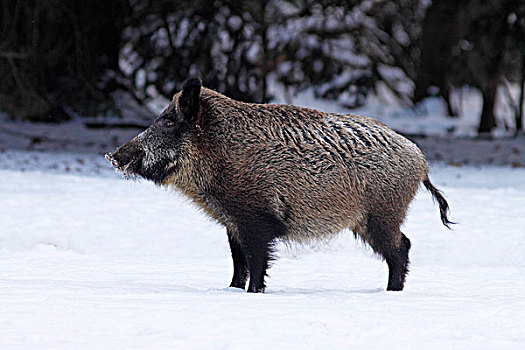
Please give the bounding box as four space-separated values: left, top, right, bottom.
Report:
106 78 201 185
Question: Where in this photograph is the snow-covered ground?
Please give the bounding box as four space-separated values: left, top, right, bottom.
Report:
1 151 524 349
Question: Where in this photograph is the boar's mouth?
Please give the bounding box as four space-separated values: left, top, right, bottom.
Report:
105 151 144 180
105 149 179 184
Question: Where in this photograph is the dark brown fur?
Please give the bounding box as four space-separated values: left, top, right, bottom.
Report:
107 78 452 293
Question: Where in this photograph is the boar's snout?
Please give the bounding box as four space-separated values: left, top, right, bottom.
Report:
105 141 145 177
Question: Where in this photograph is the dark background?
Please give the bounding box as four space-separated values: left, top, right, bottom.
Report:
1 0 524 135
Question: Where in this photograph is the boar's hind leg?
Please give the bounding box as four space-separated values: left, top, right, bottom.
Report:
366 214 411 291
227 229 249 289
237 212 287 293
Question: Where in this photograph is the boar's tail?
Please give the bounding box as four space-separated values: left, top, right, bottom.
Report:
423 177 454 229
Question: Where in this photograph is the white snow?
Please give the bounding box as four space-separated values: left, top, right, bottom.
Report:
1 152 524 349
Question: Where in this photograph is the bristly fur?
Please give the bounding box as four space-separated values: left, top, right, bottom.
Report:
107 78 453 293
423 178 455 229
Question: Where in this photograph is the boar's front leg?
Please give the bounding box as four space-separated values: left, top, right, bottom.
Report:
227 229 249 289
237 212 287 293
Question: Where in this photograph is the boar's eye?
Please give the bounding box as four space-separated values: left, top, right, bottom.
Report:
162 119 175 128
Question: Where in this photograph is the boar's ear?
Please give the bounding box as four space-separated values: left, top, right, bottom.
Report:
179 77 202 124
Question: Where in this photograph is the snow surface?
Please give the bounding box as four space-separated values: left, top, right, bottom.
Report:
1 152 525 349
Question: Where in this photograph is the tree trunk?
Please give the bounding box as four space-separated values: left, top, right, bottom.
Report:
478 38 504 135
478 85 498 134
258 0 269 103
443 85 458 117
517 52 525 134
414 0 463 116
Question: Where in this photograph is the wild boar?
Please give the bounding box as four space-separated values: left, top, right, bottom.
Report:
106 78 452 293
